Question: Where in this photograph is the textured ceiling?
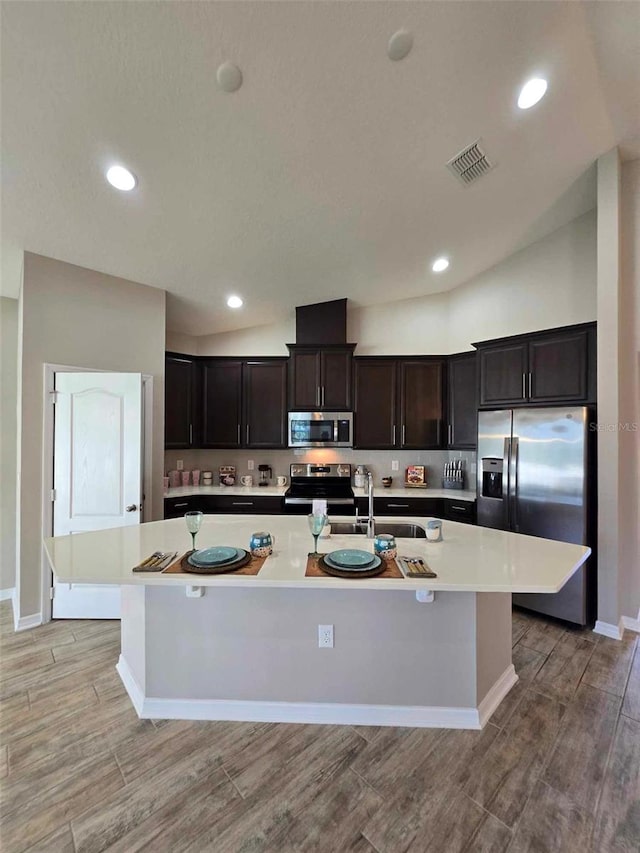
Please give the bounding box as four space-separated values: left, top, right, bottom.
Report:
1 1 638 335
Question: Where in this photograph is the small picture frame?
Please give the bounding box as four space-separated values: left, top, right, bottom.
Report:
405 465 427 488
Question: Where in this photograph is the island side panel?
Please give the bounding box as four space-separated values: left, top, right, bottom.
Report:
120 585 147 694
475 592 513 706
142 587 479 710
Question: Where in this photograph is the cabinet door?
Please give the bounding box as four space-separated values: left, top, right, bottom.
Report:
165 355 197 448
321 349 352 409
353 359 397 449
528 331 588 403
448 354 477 448
478 343 527 406
164 497 192 519
399 360 444 448
244 361 288 448
289 350 321 410
202 361 243 447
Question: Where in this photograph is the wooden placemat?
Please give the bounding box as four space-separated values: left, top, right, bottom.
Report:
305 553 403 580
162 550 268 576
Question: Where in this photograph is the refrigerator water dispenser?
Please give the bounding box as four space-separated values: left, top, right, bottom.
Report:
481 458 503 499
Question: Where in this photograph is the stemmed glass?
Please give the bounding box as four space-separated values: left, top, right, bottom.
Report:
185 511 203 551
307 513 328 556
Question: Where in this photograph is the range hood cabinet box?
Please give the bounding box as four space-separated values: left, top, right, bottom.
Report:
295 298 348 345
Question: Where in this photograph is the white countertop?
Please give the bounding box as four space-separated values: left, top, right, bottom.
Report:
44 514 589 594
164 485 476 502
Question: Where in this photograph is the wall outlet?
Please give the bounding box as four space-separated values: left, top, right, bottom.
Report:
247 460 254 471
176 459 184 471
318 624 334 648
391 460 399 471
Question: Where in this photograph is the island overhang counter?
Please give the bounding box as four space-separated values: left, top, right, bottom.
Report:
44 514 590 730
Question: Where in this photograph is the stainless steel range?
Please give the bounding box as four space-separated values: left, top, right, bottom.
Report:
283 463 355 515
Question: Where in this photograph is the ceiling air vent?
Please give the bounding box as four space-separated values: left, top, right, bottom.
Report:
446 139 494 186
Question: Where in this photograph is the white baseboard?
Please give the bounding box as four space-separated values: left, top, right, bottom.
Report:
593 620 624 640
14 611 43 632
0 587 15 602
478 665 518 728
621 610 640 634
116 655 517 730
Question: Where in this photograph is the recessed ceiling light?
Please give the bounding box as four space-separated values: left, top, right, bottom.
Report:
517 78 548 110
227 295 243 309
106 165 137 191
432 257 450 273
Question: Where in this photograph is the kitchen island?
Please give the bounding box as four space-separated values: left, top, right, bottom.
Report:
44 514 589 729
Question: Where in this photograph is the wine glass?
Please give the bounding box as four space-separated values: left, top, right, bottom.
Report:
307 513 328 556
185 511 203 551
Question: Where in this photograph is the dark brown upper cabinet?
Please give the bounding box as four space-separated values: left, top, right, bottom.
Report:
476 323 596 408
287 345 355 410
447 353 477 448
353 359 397 449
243 360 288 448
202 360 243 447
165 353 200 449
353 357 445 450
201 358 288 449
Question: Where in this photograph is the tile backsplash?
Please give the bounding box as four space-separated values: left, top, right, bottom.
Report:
165 448 476 489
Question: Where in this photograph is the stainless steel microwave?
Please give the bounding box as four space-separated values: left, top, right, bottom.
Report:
288 411 353 448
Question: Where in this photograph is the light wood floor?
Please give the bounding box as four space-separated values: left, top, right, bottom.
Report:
0 600 638 853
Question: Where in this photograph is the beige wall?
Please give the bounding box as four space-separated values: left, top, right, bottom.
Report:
186 211 596 357
619 159 640 620
17 254 166 620
0 297 19 592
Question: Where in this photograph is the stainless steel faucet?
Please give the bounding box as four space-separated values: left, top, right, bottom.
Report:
358 471 375 538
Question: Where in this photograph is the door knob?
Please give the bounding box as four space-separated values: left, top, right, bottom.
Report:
125 504 139 512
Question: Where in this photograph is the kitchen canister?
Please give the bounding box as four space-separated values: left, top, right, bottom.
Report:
201 471 213 486
169 470 181 488
374 533 397 561
426 519 443 542
192 469 201 486
250 531 274 557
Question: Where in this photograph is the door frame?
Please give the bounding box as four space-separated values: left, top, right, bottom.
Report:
40 363 154 623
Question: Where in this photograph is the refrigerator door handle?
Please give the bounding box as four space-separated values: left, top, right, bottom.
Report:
509 436 519 532
503 437 511 527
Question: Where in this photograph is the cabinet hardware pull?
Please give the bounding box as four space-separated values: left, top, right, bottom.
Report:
232 501 254 506
174 502 188 508
448 424 453 445
393 425 396 445
321 385 325 407
522 373 526 399
451 505 466 511
402 424 406 445
189 424 193 444
316 386 320 407
388 503 409 508
528 372 532 398
237 424 241 443
246 425 250 444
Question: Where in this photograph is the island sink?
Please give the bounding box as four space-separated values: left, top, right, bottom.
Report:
329 521 427 538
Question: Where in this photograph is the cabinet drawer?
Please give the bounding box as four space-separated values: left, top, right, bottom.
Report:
362 497 444 517
164 497 193 519
203 495 283 514
443 499 476 524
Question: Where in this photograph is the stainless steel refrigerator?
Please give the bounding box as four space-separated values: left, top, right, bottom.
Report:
477 407 594 625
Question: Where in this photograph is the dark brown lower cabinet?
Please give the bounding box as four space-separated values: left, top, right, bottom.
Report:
443 499 476 525
164 494 283 519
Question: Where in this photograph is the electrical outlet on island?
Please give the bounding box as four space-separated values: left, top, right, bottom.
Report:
318 625 334 648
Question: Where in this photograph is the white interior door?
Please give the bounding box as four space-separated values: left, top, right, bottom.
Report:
53 372 143 618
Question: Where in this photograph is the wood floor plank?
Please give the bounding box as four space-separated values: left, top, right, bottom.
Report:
542 682 621 812
51 628 120 662
508 779 592 852
406 788 487 853
362 725 500 852
0 751 123 852
462 689 566 828
70 743 229 853
0 647 55 681
591 714 640 852
621 641 640 722
0 744 7 779
0 691 30 744
490 681 528 729
511 612 531 648
533 632 596 703
582 634 637 697
351 725 383 743
95 767 239 853
93 665 127 703
24 822 75 853
516 618 566 655
511 643 546 684
71 619 120 641
464 809 512 852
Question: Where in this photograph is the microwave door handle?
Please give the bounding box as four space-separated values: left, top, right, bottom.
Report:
334 419 339 442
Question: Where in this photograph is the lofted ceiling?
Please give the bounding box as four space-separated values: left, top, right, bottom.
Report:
1 1 638 336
